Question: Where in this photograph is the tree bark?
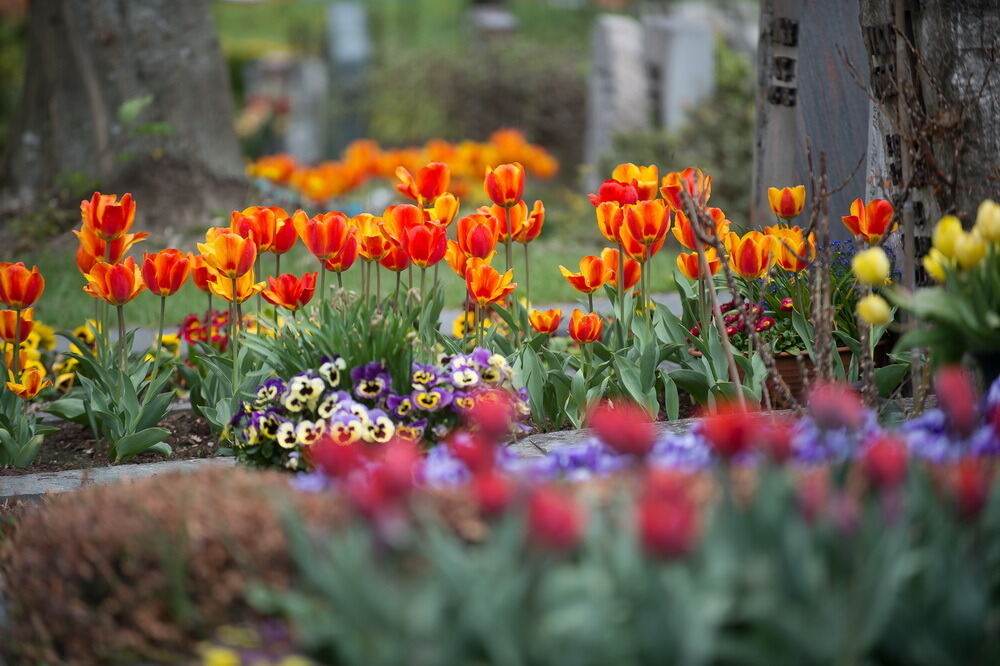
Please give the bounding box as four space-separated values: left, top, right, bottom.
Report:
1 0 247 231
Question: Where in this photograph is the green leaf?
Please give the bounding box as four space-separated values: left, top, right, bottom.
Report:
660 371 679 420
874 363 909 398
114 427 170 461
118 94 153 124
44 398 89 424
670 369 710 404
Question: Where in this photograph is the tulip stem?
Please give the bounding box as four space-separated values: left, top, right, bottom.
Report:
588 292 594 314
116 305 126 372
275 253 281 277
376 262 382 301
420 267 427 296
320 268 327 309
523 243 531 307
394 271 401 304
148 296 166 388
11 307 21 375
336 270 343 290
255 256 262 324
230 277 240 392
207 293 213 316
505 237 512 272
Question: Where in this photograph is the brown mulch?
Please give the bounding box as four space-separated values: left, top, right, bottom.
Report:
0 410 216 476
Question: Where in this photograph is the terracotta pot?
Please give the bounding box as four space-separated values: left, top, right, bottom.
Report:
767 347 853 407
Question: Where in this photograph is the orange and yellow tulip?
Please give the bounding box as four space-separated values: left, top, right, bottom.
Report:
725 231 776 279
231 206 286 253
568 309 603 344
427 192 460 227
379 244 410 272
619 223 665 263
353 214 390 262
446 241 494 278
559 256 612 294
80 192 137 241
292 210 354 264
141 249 190 297
190 254 216 294
600 248 641 290
480 201 528 242
73 225 148 273
197 229 257 278
596 201 625 243
671 208 730 250
623 199 671 247
262 272 317 311
484 162 525 207
841 198 896 244
402 223 447 268
395 162 450 205
6 366 51 400
660 167 712 212
380 204 424 249
322 236 360 273
515 200 545 243
612 163 659 200
0 262 44 309
768 226 816 272
767 186 806 219
0 307 33 344
675 249 721 280
529 308 562 334
208 268 265 304
457 213 501 259
83 257 145 306
466 263 516 306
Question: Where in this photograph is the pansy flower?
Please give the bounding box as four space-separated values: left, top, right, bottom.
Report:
351 361 391 400
327 413 362 445
387 393 415 419
431 424 451 440
276 422 298 449
342 399 372 425
481 355 511 384
364 409 396 443
413 386 453 412
470 347 493 367
395 419 427 441
295 420 325 446
452 390 478 413
258 411 280 438
411 362 441 389
255 378 285 406
449 360 481 389
285 374 325 412
318 355 346 387
317 392 341 419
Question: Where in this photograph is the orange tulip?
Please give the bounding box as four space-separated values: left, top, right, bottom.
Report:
292 210 354 264
0 262 44 309
271 216 298 255
768 226 816 272
141 249 190 297
515 200 545 243
208 268 265 304
660 167 712 211
568 309 603 344
379 244 410 272
725 231 776 279
380 204 424 249
73 225 148 273
466 263 516 306
619 223 665 263
231 206 284 253
675 249 721 280
529 308 562 334
767 186 806 219
428 192 460 227
457 213 501 259
189 254 217 294
446 241 494 278
0 307 33 344
611 163 659 200
322 236 360 273
672 208 730 250
600 248 641 290
402 223 447 268
395 162 450 205
624 199 671 247
197 229 257 279
353 214 390 262
262 272 317 311
841 198 896 244
6 366 51 400
484 162 525 207
80 192 137 241
83 257 145 306
559 256 612 294
596 201 625 243
480 202 528 242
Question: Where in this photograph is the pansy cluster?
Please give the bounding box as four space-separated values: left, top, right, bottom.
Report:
233 347 530 470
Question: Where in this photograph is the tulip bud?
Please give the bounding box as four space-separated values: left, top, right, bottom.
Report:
934 365 979 438
856 294 891 326
932 215 963 259
527 486 585 551
588 400 657 457
862 434 908 490
637 493 700 559
951 457 991 520
974 199 1000 243
851 247 890 286
954 231 987 269
921 248 949 283
474 471 514 516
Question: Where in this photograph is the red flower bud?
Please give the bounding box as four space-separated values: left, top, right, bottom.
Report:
474 471 514 516
700 404 758 459
934 365 979 438
527 486 585 551
950 457 991 520
449 431 496 474
638 493 700 559
588 400 657 457
807 382 865 431
862 434 908 490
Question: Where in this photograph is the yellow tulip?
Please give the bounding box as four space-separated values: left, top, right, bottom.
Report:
921 248 949 283
851 247 890 286
954 231 987 269
975 199 1000 243
857 294 892 326
932 215 963 259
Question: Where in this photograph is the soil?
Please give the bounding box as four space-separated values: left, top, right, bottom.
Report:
0 410 217 477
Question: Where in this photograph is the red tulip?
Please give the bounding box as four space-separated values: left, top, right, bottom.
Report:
527 485 585 551
862 434 908 490
807 382 865 431
262 272 318 311
700 404 758 459
80 192 137 241
0 262 45 309
395 162 450 204
950 457 991 520
449 431 496 475
588 179 639 207
141 249 190 297
402 223 447 268
0 307 33 344
588 400 656 457
484 162 525 207
474 470 514 516
637 491 700 559
934 365 979 438
456 213 500 259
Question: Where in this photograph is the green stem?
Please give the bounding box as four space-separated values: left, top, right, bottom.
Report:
376 262 382 301
148 296 166 387
207 292 213 315
617 243 625 348
255 256 262 323
231 277 240 391
588 292 594 314
336 270 343 289
117 305 126 372
11 307 21 375
523 242 531 306
320 268 327 308
394 270 401 304
505 237 512 272
275 253 281 277
420 266 427 295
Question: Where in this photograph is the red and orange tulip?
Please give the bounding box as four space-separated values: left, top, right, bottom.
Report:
292 210 355 264
402 223 447 268
427 192 460 227
353 214 390 262
619 223 665 263
624 199 671 247
83 257 145 306
675 249 721 280
529 308 562 334
208 268 265 304
0 262 45 309
515 200 545 243
767 186 806 219
481 201 528 242
660 167 712 211
380 204 424 249
484 162 525 207
395 162 450 205
6 366 51 400
466 263 516 306
73 225 148 273
725 231 776 279
189 254 216 294
80 192 137 241
0 308 33 344
611 163 659 200
231 206 286 253
559 256 612 294
446 241 494 278
379 244 410 272
841 198 896 244
271 216 298 255
596 201 625 243
568 309 603 343
198 229 257 278
600 248 641 290
457 213 501 259
141 249 190 297
322 236 360 273
671 208 730 250
589 179 639 207
768 226 816 272
262 272 317 311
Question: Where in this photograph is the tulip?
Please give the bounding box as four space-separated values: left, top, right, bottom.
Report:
934 365 978 438
353 214 390 262
83 257 145 306
974 199 1000 243
0 262 44 309
699 404 758 459
484 162 525 207
851 247 890 286
600 247 641 290
428 192 460 227
568 309 603 343
676 248 721 280
322 235 360 273
402 223 447 269
262 272 318 312
767 185 806 219
660 167 712 211
780 297 794 312
588 400 656 457
588 179 639 207
395 162 450 205
921 248 949 283
932 215 963 258
672 208 729 250
74 225 148 272
954 230 987 269
529 308 562 334
841 197 896 244
379 245 410 273
595 201 625 244
465 263 516 306
473 471 514 516
769 226 816 272
950 457 991 520
862 434 908 490
611 163 659 200
515 200 545 243
623 199 671 248
479 201 527 243
449 431 496 474
725 231 775 279
467 389 517 441
0 307 33 344
638 492 699 559
189 254 216 294
457 213 501 259
197 229 257 279
271 216 298 256
292 210 354 264
80 192 136 241
6 366 51 400
856 293 891 326
559 255 611 295
207 268 265 304
231 206 282 253
141 249 190 297
527 486 585 551
807 382 865 431
380 204 425 249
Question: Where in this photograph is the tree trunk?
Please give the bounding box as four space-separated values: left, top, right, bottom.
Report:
1 0 247 232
